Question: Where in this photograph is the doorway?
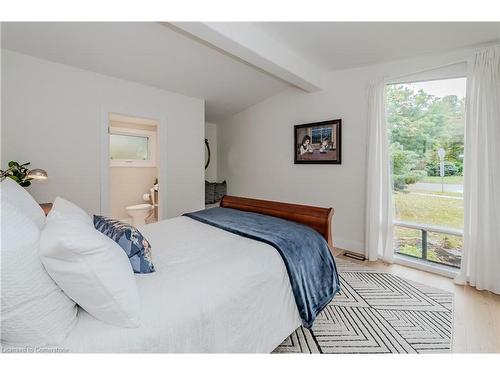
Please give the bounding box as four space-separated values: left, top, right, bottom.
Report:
108 113 159 225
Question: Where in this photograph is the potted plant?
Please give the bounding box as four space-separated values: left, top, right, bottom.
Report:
0 161 48 187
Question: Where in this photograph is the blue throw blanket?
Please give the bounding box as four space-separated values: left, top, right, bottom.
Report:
183 207 340 328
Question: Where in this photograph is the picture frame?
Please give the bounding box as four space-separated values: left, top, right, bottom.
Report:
294 119 342 164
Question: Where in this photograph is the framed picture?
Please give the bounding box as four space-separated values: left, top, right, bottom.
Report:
294 119 342 164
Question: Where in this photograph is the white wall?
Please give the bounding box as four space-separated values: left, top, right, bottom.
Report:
1 50 205 218
205 122 218 182
218 47 476 253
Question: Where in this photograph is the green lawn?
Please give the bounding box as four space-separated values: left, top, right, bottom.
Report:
393 192 463 267
420 175 464 184
394 192 463 229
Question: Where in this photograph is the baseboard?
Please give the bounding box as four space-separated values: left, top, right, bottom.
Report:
332 237 365 255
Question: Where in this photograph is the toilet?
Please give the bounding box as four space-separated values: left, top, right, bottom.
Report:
125 204 153 226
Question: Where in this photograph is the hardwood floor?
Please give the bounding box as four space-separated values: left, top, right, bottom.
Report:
333 249 500 353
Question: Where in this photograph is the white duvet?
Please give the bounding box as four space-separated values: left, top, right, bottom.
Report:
61 216 301 353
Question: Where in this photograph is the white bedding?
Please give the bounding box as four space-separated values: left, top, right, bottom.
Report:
61 216 301 353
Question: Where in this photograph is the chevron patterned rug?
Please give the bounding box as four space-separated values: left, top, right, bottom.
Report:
274 258 453 354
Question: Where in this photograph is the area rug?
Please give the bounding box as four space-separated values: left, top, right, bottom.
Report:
274 258 453 353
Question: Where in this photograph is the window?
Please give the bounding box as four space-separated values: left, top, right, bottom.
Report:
109 127 156 167
110 134 149 161
386 77 466 269
311 127 333 145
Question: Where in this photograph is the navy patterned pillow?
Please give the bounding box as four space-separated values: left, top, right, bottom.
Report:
93 215 155 274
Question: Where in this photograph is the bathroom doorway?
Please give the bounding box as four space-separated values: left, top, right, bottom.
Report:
108 113 159 226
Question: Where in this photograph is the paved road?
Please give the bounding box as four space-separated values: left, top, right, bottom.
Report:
411 182 463 193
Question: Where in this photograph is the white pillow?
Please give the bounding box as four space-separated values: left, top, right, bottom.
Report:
40 199 140 328
1 201 78 346
47 196 93 225
0 177 45 229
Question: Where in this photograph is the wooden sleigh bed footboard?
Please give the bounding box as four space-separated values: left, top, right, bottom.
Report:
220 195 334 248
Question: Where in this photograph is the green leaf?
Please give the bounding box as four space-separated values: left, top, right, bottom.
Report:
8 161 18 168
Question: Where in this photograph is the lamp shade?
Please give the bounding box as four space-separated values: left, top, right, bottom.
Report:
27 169 48 180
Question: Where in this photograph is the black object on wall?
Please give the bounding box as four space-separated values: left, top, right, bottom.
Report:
205 139 211 170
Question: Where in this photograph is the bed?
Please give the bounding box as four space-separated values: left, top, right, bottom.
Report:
1 184 339 353
62 196 338 353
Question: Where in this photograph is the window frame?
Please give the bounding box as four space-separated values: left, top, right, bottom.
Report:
109 126 157 168
386 73 466 273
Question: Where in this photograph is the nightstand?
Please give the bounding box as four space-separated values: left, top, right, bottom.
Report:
40 203 53 216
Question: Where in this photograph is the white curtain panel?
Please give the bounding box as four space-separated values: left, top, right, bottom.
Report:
455 45 500 294
365 81 394 263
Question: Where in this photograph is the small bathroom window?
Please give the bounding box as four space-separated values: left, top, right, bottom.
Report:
110 127 157 167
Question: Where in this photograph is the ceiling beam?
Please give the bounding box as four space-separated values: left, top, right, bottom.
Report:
166 22 324 92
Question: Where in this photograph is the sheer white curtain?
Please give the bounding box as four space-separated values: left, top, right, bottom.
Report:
365 81 394 263
455 45 500 294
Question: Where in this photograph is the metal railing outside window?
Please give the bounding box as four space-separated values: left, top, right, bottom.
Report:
394 220 463 268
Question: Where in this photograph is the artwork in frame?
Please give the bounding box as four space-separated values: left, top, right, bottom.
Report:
294 119 342 164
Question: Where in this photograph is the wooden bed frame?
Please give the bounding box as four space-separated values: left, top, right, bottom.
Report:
220 195 334 248
41 197 335 248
